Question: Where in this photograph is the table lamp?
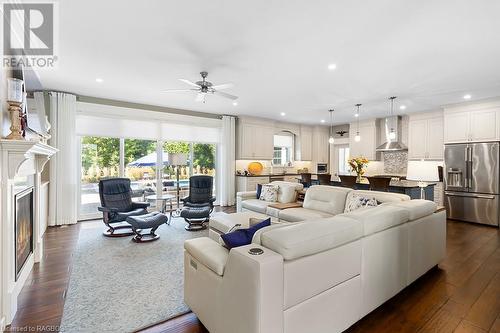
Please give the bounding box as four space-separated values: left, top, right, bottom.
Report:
406 160 439 199
168 153 188 210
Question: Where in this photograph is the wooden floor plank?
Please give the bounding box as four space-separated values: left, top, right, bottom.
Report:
454 320 487 333
465 272 500 331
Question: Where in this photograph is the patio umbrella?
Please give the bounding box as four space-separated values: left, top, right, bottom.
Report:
127 152 170 167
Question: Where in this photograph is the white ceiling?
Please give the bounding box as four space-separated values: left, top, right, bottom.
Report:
35 0 500 125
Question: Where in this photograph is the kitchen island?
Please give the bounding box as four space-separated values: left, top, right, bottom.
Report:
330 178 436 201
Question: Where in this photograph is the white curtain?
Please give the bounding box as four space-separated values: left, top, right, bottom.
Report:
219 115 236 206
48 92 77 225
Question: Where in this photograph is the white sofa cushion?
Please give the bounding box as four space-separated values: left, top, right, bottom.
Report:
184 237 229 276
387 199 437 220
350 190 410 203
303 185 352 215
278 207 334 222
270 181 304 191
261 216 363 260
340 205 410 236
277 184 299 203
241 199 272 214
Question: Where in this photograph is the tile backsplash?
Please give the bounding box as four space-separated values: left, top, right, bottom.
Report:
383 151 408 175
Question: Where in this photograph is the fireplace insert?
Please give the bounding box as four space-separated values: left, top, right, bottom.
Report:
15 187 33 281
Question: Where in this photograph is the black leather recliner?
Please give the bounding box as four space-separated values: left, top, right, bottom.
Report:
180 175 216 231
98 178 150 237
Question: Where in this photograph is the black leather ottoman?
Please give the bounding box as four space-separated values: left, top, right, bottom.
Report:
180 206 211 231
126 212 168 242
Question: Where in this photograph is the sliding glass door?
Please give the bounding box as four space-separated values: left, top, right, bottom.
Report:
79 136 120 219
78 137 218 220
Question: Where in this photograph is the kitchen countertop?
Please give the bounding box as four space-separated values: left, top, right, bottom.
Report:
236 173 436 189
236 173 310 177
331 178 437 189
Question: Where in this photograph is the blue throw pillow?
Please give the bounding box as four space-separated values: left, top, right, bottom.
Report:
256 183 263 199
221 218 271 249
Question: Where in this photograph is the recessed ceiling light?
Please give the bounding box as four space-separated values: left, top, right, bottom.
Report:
280 112 286 116
232 101 238 106
463 94 472 100
400 105 407 110
95 78 103 83
327 63 337 70
320 119 326 123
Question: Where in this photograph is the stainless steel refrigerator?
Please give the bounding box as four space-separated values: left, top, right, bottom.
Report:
444 142 500 227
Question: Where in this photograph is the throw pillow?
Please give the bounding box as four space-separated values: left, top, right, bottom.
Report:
259 184 279 202
344 194 378 213
277 184 297 203
256 184 263 199
221 218 271 249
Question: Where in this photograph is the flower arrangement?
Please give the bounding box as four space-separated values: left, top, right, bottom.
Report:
348 156 369 181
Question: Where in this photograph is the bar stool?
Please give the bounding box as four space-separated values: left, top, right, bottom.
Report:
367 176 392 192
339 175 357 188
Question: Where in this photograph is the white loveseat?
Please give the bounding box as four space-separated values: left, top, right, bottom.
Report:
237 181 304 217
184 187 446 333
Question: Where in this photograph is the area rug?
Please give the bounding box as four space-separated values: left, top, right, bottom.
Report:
60 218 208 333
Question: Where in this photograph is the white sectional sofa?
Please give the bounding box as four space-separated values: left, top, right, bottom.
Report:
185 186 446 333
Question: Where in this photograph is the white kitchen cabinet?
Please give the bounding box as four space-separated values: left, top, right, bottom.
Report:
349 120 378 160
408 112 444 160
470 109 497 141
312 126 329 163
236 176 270 192
444 103 500 143
237 122 274 159
295 126 313 161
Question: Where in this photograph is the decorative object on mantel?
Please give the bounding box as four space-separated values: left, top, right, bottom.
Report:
328 109 335 144
348 156 369 182
247 161 264 175
406 160 439 199
6 78 24 140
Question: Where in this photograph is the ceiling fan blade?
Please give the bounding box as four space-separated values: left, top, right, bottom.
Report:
195 93 205 102
179 79 200 88
215 91 238 100
211 83 234 90
161 89 197 93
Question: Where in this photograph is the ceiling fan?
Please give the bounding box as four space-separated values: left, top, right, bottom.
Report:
162 71 238 103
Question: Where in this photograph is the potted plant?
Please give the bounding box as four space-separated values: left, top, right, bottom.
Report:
348 157 369 182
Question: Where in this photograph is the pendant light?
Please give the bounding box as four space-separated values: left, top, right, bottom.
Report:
388 96 397 140
354 104 362 142
328 109 335 144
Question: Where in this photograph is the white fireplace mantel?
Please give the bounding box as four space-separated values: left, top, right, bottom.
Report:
0 139 57 328
0 139 57 179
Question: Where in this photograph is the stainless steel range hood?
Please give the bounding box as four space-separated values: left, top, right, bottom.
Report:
376 116 407 152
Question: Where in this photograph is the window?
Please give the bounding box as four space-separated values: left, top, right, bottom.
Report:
338 147 350 174
273 132 294 166
78 137 218 220
79 136 120 218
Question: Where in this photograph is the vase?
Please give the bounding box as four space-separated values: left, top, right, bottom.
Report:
356 174 362 183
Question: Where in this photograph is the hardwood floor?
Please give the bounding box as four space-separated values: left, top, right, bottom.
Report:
5 214 500 333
